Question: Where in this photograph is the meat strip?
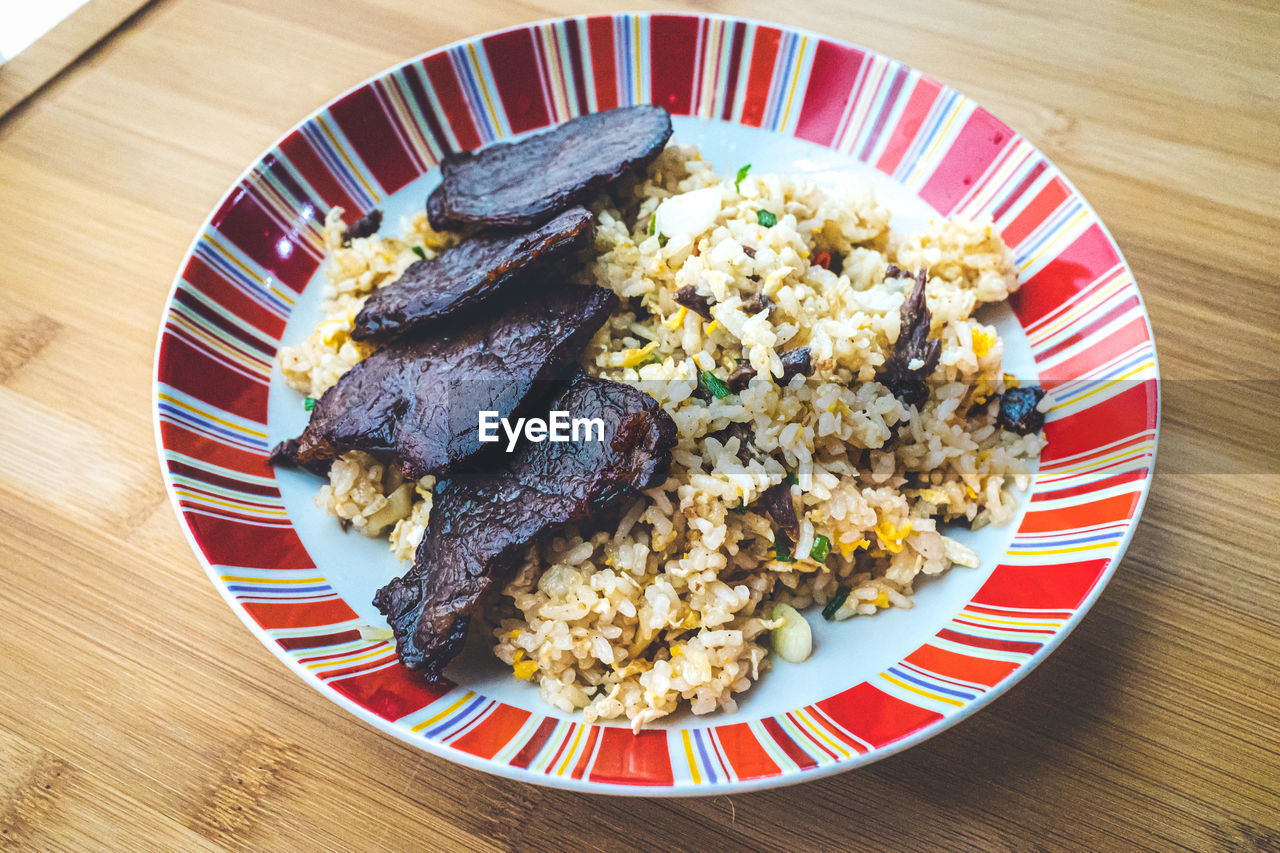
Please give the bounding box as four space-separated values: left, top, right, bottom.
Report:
373 376 677 679
997 385 1047 434
673 287 770 324
673 285 713 320
351 207 592 343
266 438 327 476
779 346 812 385
880 269 941 407
724 346 811 392
726 362 756 393
709 422 797 537
341 209 382 245
428 105 673 230
273 282 617 478
761 482 800 540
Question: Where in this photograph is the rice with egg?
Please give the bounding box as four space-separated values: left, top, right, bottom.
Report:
277 142 1046 729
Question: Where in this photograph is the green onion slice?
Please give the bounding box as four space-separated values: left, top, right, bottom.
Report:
822 587 850 620
699 369 731 399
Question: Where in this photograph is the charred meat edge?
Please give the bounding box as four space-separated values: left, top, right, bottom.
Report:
351 206 593 343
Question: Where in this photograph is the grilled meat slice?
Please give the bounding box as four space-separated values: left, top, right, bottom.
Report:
350 207 592 343
373 376 677 679
273 283 617 478
427 105 673 230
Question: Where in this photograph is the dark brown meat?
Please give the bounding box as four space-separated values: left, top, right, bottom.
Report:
708 422 797 536
428 105 673 230
351 207 592 343
710 421 759 464
723 346 811 392
341 209 382 245
267 438 330 477
779 346 812 385
761 482 799 540
726 362 756 393
373 376 677 679
267 438 298 467
277 283 617 478
673 285 713 320
997 385 1047 434
880 269 941 407
741 291 772 315
426 188 448 230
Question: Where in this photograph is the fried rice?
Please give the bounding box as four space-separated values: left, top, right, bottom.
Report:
277 142 1047 730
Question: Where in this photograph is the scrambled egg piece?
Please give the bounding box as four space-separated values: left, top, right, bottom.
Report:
874 519 914 554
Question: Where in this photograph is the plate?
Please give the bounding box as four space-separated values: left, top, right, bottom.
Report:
154 12 1159 794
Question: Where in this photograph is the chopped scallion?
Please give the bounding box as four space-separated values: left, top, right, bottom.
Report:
785 471 799 487
303 397 316 412
657 233 668 248
411 246 426 260
773 539 795 563
810 534 831 562
647 212 656 236
699 369 731 399
756 209 777 228
822 586 850 620
734 164 752 193
636 350 664 368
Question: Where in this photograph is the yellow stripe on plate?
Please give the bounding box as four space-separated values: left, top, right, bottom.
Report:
881 673 964 707
682 730 702 784
410 691 476 733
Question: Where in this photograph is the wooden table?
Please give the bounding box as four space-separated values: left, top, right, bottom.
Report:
1 0 1276 849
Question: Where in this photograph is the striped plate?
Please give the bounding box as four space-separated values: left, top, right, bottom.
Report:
153 13 1159 794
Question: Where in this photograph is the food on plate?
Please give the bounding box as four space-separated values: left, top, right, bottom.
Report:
725 345 813 392
351 206 593 343
273 281 616 478
372 376 677 680
880 268 943 406
340 208 383 244
427 104 673 229
274 104 1049 728
998 385 1048 434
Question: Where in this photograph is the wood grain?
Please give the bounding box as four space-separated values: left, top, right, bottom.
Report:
0 0 1276 849
0 0 155 117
